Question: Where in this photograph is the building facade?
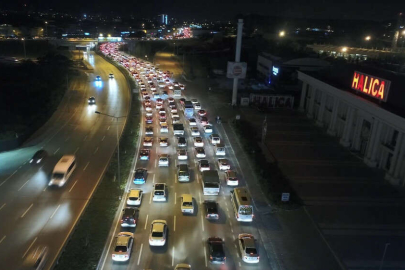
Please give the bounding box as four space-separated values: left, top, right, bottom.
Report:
298 70 405 186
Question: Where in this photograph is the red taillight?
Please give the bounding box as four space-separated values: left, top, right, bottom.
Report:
120 220 123 223
112 254 115 257
206 214 209 217
125 255 128 258
210 256 213 260
133 219 136 224
161 238 165 242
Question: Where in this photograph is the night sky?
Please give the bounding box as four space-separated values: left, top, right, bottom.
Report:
1 0 404 21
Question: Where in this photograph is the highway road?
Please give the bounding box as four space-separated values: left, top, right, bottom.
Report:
0 51 130 269
99 50 271 270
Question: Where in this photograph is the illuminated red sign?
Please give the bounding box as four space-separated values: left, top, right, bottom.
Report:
351 71 391 102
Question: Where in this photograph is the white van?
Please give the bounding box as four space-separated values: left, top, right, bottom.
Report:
49 155 76 187
215 143 225 156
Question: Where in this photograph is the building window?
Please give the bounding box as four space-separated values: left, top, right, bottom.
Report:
390 130 399 148
338 103 348 120
325 95 334 111
386 152 393 171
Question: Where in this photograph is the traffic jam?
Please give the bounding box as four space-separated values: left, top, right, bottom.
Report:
99 42 261 269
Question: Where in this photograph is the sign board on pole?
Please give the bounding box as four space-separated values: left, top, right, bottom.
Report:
227 62 247 79
240 97 250 106
281 193 290 202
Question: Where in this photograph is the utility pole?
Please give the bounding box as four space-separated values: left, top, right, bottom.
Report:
232 19 244 106
22 38 26 60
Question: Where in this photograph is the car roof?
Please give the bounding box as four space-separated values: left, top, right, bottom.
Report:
129 189 141 196
182 194 192 202
242 237 255 247
116 235 131 246
152 221 166 231
53 155 75 173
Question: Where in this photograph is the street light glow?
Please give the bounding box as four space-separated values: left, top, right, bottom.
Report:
99 33 103 37
279 31 285 37
402 30 405 35
365 36 371 41
342 47 348 52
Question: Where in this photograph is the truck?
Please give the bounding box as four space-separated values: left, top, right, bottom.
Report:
173 124 184 136
202 170 220 195
173 87 182 97
184 101 194 119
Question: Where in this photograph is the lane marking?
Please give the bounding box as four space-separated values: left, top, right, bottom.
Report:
149 193 152 204
204 246 208 267
137 243 143 265
94 147 99 154
102 135 105 141
69 180 78 193
175 174 177 183
18 180 30 191
199 193 202 204
0 203 5 211
0 170 18 187
239 262 241 267
175 192 177 205
153 174 155 183
196 174 199 183
172 247 175 266
65 137 70 142
83 162 90 171
43 187 47 192
50 204 61 219
236 253 240 258
155 159 157 167
21 203 33 218
0 235 5 245
234 244 237 249
174 215 176 232
22 237 37 258
107 126 110 130
231 228 234 233
74 147 80 154
201 214 205 231
233 235 236 240
19 166 22 169
83 135 88 141
144 215 149 230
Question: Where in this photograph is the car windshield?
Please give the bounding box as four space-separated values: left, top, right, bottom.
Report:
179 171 188 176
240 206 253 215
114 245 127 252
212 244 224 256
52 173 64 179
160 158 168 162
246 247 258 255
129 196 138 200
183 202 193 206
152 232 163 237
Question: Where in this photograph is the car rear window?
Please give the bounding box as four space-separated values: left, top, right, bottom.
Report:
52 173 64 179
155 191 164 195
246 247 257 255
115 245 127 252
152 232 163 237
183 202 193 206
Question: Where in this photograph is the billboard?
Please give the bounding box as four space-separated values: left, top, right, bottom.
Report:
227 62 247 79
351 71 391 102
250 94 294 108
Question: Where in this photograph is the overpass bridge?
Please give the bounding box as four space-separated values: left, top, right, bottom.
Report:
49 38 98 51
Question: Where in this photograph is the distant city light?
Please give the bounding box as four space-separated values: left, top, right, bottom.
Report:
99 33 103 37
403 30 405 35
341 47 348 52
84 32 90 36
365 36 371 41
279 31 285 37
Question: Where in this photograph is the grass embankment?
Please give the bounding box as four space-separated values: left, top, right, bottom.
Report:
0 40 55 58
0 53 73 140
231 119 301 209
54 53 140 270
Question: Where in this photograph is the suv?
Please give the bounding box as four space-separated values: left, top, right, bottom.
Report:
112 232 134 261
204 200 219 220
133 168 147 184
198 160 210 172
126 189 143 206
208 237 226 264
153 183 167 201
238 233 259 263
121 207 139 227
177 164 190 182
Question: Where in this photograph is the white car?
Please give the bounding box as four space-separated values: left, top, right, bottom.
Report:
218 159 231 170
143 137 153 147
238 234 259 264
112 232 134 262
179 84 185 90
194 137 204 147
158 154 169 166
195 147 206 158
149 220 168 246
209 134 220 145
191 99 198 104
189 118 197 126
168 84 174 89
204 125 213 134
171 107 178 113
153 183 167 201
194 103 201 110
198 159 210 172
158 82 166 88
150 85 156 91
159 137 169 147
160 123 169 133
177 149 188 160
156 103 163 109
191 127 200 136
126 189 143 206
172 115 181 124
145 111 153 117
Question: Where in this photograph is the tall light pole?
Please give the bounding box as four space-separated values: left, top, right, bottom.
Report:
95 111 127 199
21 38 26 60
45 21 48 37
379 243 390 270
231 19 244 106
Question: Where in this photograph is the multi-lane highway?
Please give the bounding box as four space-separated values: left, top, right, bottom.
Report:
99 45 271 270
0 51 130 269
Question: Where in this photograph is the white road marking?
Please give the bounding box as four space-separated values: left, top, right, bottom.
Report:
18 180 30 191
239 262 241 266
231 228 234 233
155 159 157 167
94 147 99 154
236 253 240 258
74 147 80 154
83 135 88 141
153 174 155 183
233 235 236 240
201 214 205 231
43 187 47 192
0 203 5 211
0 170 18 187
69 180 78 192
226 207 229 212
23 162 27 165
204 246 208 267
199 193 202 204
196 174 199 183
137 243 143 265
175 174 177 183
107 126 110 130
172 247 175 266
174 215 176 232
149 193 152 204
175 192 177 204
225 201 228 206
144 215 148 230
21 203 33 218
0 235 5 245
234 244 237 249
228 213 230 219
83 162 90 171
101 135 105 141
50 204 61 219
65 137 70 142
22 237 37 258
19 166 22 169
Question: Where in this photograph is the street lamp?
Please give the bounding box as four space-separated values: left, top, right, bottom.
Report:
279 31 285 37
365 36 371 41
45 21 48 37
341 47 348 52
95 111 127 199
21 38 26 60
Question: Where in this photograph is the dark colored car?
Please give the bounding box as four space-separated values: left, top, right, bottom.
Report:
140 149 150 160
29 150 47 164
179 98 186 105
133 168 147 184
88 96 96 105
208 237 226 264
178 137 187 147
121 207 139 227
204 200 219 220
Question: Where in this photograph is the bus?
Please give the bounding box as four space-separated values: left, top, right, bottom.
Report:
230 187 254 222
184 101 194 118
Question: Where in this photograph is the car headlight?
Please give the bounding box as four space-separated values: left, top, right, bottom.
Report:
29 159 33 163
37 159 42 163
